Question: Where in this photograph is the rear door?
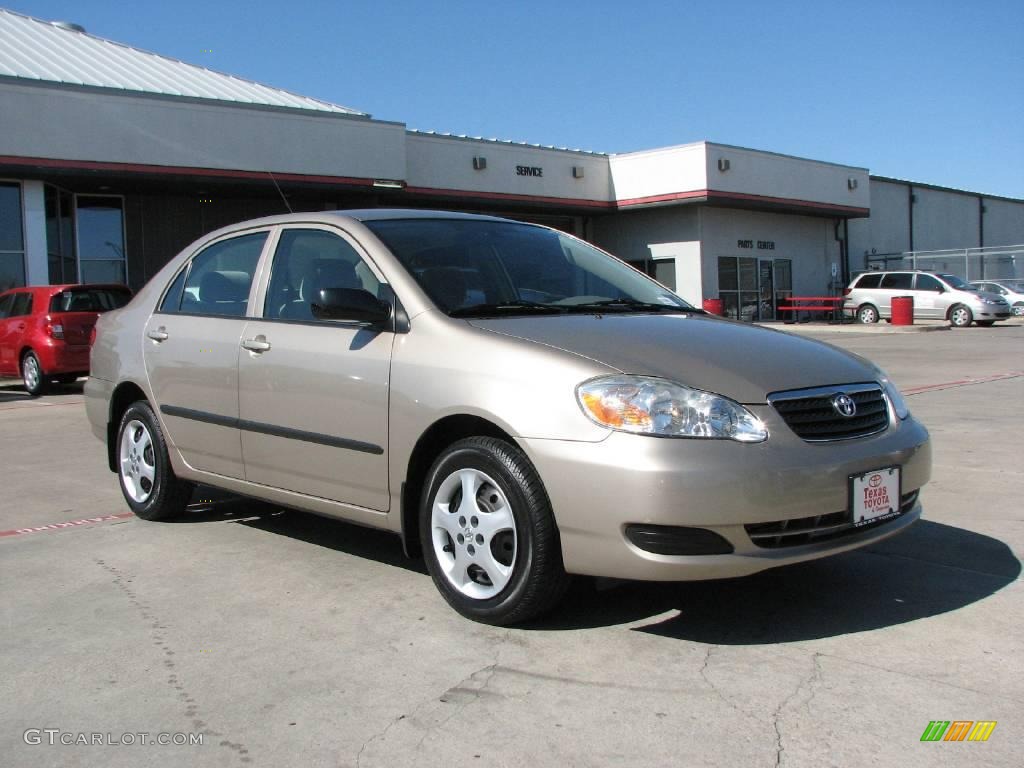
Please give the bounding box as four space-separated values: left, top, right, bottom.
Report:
877 272 913 317
143 230 269 479
0 292 17 375
237 225 393 511
0 291 33 374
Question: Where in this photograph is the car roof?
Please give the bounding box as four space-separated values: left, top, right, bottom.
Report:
198 208 539 236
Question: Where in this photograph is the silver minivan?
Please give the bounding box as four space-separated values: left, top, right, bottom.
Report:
844 270 1011 327
86 210 931 624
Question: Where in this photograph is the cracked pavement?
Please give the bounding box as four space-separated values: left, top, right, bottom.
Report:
1 328 1021 767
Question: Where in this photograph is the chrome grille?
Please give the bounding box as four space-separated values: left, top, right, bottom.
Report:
769 383 889 441
745 490 919 549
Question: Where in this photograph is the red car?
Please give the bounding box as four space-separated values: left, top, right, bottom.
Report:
0 284 131 396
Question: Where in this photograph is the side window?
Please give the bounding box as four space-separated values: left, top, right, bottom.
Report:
11 292 33 317
855 274 882 289
915 274 942 292
264 229 381 321
179 232 267 318
158 267 188 313
0 293 14 319
880 273 913 290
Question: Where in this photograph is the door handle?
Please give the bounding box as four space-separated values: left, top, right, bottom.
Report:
241 337 271 353
146 328 169 342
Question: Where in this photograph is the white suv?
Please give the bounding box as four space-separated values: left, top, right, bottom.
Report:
844 271 1011 327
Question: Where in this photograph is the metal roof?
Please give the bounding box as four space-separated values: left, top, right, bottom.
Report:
0 8 366 116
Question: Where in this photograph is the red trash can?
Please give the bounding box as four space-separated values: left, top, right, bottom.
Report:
891 295 914 325
702 298 725 316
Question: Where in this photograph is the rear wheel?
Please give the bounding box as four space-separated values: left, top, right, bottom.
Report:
857 304 879 324
949 305 973 328
117 401 193 521
21 351 47 397
420 437 569 625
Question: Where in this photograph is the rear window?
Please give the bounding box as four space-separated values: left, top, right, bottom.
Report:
49 287 131 313
854 273 882 289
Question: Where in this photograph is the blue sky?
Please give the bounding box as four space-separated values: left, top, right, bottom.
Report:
8 0 1024 198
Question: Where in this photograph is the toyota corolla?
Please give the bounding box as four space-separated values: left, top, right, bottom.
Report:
85 210 931 624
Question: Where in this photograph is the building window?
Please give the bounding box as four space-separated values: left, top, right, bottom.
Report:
0 181 26 291
76 195 127 284
46 185 76 284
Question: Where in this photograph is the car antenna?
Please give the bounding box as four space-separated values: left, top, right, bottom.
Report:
267 171 293 213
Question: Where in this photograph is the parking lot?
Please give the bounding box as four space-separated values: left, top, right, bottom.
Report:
1 323 1021 768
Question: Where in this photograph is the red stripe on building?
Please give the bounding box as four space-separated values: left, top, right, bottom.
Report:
0 155 377 188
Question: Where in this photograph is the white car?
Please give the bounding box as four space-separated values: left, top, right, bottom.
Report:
969 280 1024 317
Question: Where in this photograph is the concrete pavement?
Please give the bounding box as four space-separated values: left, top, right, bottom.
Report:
1 328 1021 767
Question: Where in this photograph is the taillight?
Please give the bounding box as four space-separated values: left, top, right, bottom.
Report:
842 288 852 296
46 322 65 339
89 326 98 346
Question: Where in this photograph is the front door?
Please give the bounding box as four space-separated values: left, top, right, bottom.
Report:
143 231 268 479
238 226 392 511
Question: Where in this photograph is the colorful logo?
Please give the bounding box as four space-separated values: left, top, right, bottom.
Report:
921 721 997 742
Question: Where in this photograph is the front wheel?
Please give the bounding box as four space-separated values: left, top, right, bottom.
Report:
21 351 48 397
857 304 879 324
116 401 193 520
1012 303 1024 317
420 437 569 625
949 305 973 328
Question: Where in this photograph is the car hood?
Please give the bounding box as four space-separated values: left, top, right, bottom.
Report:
467 314 878 403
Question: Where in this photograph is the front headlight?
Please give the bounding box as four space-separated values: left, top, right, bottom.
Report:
878 373 910 420
576 375 768 442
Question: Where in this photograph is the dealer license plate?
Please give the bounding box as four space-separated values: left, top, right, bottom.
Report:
850 467 900 526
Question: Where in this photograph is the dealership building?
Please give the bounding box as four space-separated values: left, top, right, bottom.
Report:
2 8 1023 320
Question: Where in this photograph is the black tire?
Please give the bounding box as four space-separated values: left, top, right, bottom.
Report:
54 374 81 385
975 320 995 327
116 401 193 521
420 437 569 625
857 304 879 324
21 351 48 397
949 305 973 328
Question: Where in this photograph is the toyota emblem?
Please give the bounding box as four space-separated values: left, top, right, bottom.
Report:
832 393 857 418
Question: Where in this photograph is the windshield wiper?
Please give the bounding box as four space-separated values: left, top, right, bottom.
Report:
448 301 568 318
564 298 701 314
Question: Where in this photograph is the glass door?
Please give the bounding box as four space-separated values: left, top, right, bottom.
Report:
758 260 775 321
773 259 792 317
75 195 127 284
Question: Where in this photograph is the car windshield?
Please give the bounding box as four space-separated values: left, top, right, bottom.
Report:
364 219 691 317
938 274 973 290
49 286 131 313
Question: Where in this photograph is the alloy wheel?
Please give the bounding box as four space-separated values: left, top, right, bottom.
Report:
119 419 156 503
430 467 517 600
23 355 40 391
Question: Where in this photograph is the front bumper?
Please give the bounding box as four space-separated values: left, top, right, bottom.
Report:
520 410 930 581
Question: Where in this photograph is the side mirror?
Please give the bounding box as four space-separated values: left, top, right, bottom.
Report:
311 288 391 326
